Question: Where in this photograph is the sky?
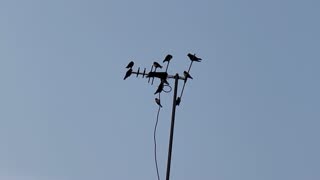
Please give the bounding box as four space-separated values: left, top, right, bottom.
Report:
0 0 320 180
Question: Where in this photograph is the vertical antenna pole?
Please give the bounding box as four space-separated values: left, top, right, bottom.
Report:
166 73 179 180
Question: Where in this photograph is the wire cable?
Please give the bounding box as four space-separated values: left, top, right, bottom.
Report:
154 93 161 180
162 84 172 93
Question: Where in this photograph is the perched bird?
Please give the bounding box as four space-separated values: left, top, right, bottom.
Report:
123 68 133 80
153 61 163 69
176 97 181 106
161 78 169 85
163 54 173 63
183 71 193 80
154 82 164 94
187 53 202 62
155 98 162 108
126 61 134 69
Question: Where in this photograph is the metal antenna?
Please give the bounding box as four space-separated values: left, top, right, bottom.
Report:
123 53 202 180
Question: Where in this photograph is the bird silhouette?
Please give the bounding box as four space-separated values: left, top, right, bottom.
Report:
187 53 202 62
126 61 134 69
123 68 132 80
161 78 169 85
154 82 164 94
183 71 193 80
163 54 173 63
153 61 163 69
176 97 181 106
155 98 162 107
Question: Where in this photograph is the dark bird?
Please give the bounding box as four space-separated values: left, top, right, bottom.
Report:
161 78 169 85
123 68 132 80
155 98 162 108
176 97 181 106
187 53 202 62
154 82 164 94
126 61 134 69
183 71 193 80
163 54 173 63
153 61 163 69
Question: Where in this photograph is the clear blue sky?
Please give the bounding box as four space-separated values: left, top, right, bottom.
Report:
1 0 319 179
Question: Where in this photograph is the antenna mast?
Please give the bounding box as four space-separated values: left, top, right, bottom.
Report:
123 53 202 180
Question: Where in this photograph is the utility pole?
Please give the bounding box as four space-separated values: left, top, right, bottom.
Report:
165 73 179 180
123 53 202 180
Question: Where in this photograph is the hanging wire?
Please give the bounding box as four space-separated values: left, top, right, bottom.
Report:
154 93 161 180
162 84 172 93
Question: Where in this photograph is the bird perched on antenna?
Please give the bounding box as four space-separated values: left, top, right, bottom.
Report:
155 98 162 107
162 78 169 85
126 61 134 69
154 82 164 94
163 54 173 63
183 71 193 80
187 53 202 62
176 97 181 106
153 61 163 69
123 68 132 80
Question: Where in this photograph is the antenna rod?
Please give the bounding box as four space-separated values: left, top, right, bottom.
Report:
165 73 179 180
